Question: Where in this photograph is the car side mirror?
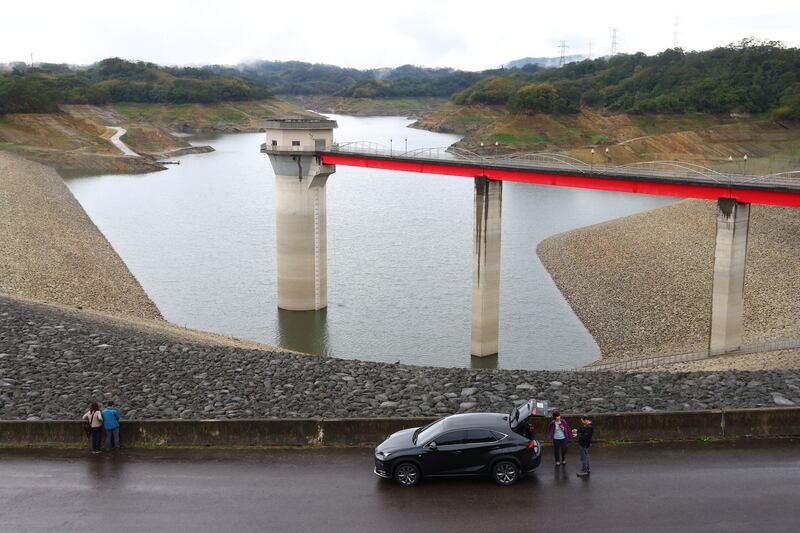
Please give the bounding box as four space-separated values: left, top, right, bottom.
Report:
428 441 438 450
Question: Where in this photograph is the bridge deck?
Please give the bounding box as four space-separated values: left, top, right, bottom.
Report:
318 148 800 208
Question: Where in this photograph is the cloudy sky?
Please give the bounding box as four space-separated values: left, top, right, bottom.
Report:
2 0 799 71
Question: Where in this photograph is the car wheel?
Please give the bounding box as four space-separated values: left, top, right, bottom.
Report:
394 462 421 487
492 460 519 486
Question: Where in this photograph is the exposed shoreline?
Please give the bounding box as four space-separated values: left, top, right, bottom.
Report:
0 151 161 320
537 198 800 369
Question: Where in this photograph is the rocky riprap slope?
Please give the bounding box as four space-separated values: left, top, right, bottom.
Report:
1 296 797 420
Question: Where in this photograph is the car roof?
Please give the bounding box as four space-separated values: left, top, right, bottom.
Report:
440 413 508 431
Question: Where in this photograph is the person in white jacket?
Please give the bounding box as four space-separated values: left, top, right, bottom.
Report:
82 402 104 453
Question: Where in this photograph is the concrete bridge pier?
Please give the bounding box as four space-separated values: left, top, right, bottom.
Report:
472 176 502 357
262 119 338 311
710 198 751 351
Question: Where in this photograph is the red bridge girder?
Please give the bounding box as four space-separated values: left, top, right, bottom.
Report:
319 153 800 208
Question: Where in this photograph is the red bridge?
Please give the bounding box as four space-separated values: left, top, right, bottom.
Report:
320 143 800 208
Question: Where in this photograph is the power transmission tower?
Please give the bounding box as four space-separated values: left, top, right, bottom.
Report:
557 40 569 66
672 16 681 48
610 28 619 56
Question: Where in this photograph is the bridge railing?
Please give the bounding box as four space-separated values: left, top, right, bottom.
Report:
325 142 800 190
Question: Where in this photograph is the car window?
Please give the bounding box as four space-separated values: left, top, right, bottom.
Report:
435 430 468 446
465 429 497 444
415 418 446 445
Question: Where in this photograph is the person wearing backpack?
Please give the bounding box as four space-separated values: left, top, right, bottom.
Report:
82 402 103 454
101 401 121 451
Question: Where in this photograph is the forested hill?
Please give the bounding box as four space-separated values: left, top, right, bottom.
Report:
0 58 272 114
452 39 800 119
207 61 500 98
4 40 799 120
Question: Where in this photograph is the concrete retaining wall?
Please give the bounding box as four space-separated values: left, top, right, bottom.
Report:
1 408 798 448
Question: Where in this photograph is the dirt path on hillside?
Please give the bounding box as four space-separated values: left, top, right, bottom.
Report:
0 151 162 320
107 126 139 156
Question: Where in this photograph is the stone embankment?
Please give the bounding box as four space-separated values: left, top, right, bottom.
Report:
2 295 798 421
538 199 800 366
0 152 161 320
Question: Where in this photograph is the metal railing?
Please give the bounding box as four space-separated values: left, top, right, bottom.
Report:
324 142 800 191
578 337 800 372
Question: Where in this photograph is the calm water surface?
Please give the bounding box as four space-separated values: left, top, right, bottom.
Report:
66 114 675 369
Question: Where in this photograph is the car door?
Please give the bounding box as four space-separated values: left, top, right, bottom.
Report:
459 429 501 474
421 430 468 476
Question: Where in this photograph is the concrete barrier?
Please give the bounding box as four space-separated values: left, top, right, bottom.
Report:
1 408 798 448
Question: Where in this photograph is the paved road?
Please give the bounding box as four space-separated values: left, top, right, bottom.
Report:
107 126 138 157
1 440 798 532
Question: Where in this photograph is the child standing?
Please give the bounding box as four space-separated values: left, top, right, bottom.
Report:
573 415 594 477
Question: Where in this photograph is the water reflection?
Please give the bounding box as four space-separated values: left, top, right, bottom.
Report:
470 354 498 370
276 308 331 356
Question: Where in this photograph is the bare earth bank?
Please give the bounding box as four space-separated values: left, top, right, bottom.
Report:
537 198 800 367
0 151 161 320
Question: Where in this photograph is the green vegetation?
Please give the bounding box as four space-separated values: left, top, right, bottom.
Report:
492 132 550 145
0 58 272 114
452 39 800 118
211 62 488 98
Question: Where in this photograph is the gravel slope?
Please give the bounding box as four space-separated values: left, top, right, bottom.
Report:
0 151 161 320
537 199 800 363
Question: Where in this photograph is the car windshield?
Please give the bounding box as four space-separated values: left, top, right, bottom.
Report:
413 418 446 445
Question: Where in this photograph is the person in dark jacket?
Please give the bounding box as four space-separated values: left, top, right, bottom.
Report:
573 415 594 476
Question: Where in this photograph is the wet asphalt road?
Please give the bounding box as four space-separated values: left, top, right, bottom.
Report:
0 439 798 532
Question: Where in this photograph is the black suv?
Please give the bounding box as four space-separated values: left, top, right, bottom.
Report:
374 400 545 487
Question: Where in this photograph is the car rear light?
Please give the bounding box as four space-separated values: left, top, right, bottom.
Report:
527 440 536 448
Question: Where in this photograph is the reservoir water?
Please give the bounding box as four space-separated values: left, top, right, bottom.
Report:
66 114 675 370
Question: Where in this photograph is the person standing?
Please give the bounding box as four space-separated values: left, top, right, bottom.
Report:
102 401 121 451
547 411 571 466
82 402 103 454
574 415 594 477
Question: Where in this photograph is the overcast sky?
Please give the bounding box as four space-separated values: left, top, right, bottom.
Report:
2 0 799 71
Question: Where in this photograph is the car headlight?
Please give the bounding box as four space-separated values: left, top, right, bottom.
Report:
376 450 394 459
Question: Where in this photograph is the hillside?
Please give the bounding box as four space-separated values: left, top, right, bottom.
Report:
451 40 800 120
0 58 272 114
0 99 310 173
413 104 800 172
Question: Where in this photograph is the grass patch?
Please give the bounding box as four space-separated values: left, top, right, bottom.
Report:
590 134 609 144
492 132 550 145
459 114 490 123
207 107 249 123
